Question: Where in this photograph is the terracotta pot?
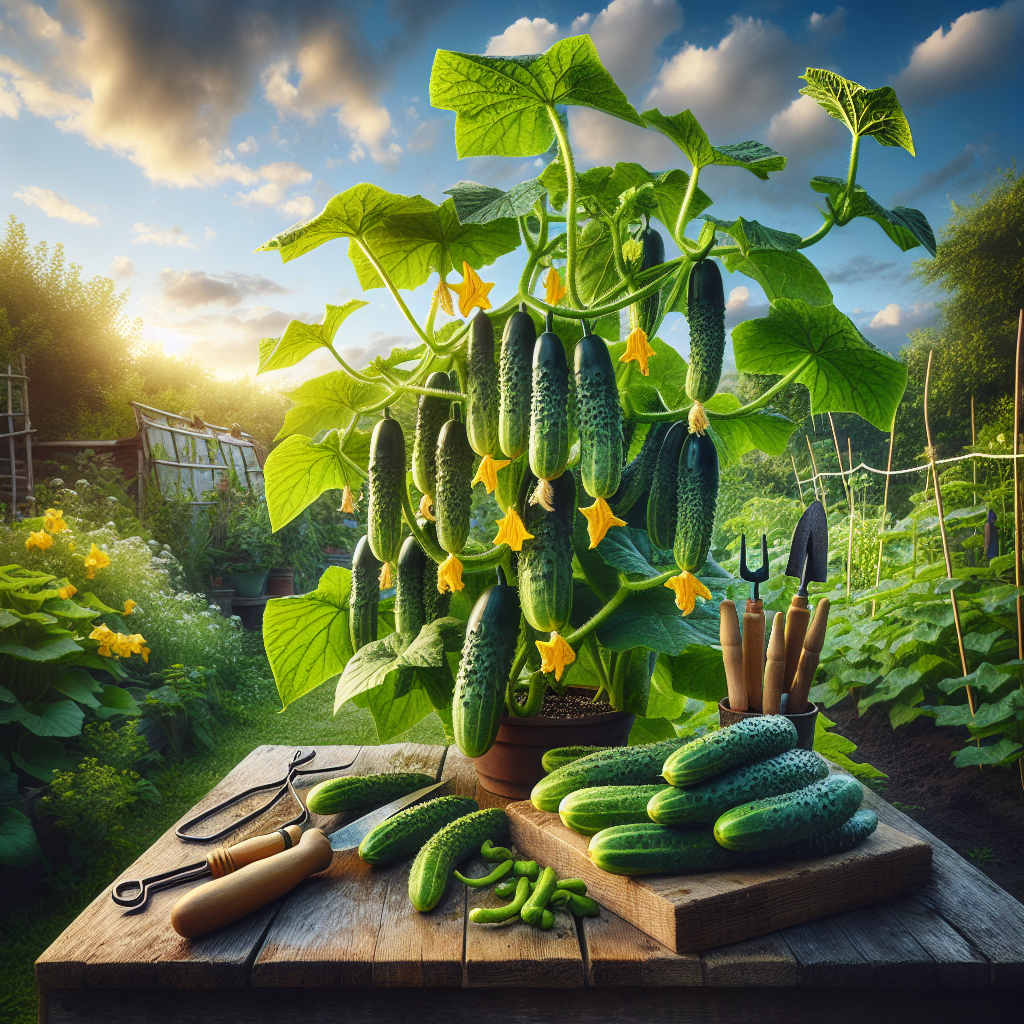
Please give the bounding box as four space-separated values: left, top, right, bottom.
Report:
718 697 820 750
472 690 635 799
266 567 294 596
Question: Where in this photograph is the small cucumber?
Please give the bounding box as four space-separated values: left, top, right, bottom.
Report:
574 331 623 500
628 225 665 338
646 420 687 551
412 371 454 502
499 303 536 460
685 258 726 404
435 417 475 555
306 772 434 816
673 431 719 574
518 468 575 632
395 535 427 639
529 318 570 485
367 410 405 565
589 823 759 876
558 785 667 837
420 523 451 622
541 745 608 773
661 717 797 788
349 536 382 652
358 795 478 866
466 310 499 457
609 422 669 516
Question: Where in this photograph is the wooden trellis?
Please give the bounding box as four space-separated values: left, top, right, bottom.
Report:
0 356 34 518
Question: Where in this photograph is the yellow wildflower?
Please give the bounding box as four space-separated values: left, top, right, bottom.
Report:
543 267 566 306
449 261 495 317
378 562 393 590
688 401 709 435
126 633 151 663
437 553 465 594
536 631 576 682
44 508 68 533
619 327 655 376
472 454 511 495
83 543 111 579
434 277 454 317
492 508 534 552
89 623 116 657
418 494 436 522
123 599 137 616
110 633 133 658
58 583 77 600
578 496 626 548
664 571 712 615
25 530 53 552
338 485 357 514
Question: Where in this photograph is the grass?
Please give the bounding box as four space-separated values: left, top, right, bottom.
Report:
0 663 445 1024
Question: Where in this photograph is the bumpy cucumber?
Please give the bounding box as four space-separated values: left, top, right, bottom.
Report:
662 717 798 788
648 749 829 825
646 420 687 551
412 371 454 502
518 468 575 632
498 303 536 460
395 535 427 639
629 225 665 338
420 523 450 622
434 417 475 555
358 795 479 866
610 422 669 515
531 739 685 813
589 823 758 876
559 785 666 837
673 432 719 573
466 310 499 457
529 317 570 484
714 775 864 851
367 410 405 565
408 807 509 911
775 808 878 859
452 567 520 758
574 331 623 500
306 772 434 816
685 259 726 403
349 536 381 651
541 745 607 773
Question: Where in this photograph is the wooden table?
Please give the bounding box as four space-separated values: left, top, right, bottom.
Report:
36 743 1024 1024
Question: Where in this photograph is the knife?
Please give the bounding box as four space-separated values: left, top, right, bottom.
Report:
169 780 446 938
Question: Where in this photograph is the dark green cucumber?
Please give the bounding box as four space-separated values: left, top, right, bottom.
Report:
629 225 665 338
774 808 878 859
529 317 570 485
589 823 758 876
434 417 475 555
647 749 829 825
673 432 719 573
367 409 405 565
306 772 434 816
408 807 509 911
685 259 726 403
531 739 685 812
609 422 669 515
349 535 381 651
574 331 623 500
714 775 864 851
452 567 520 758
466 310 499 457
420 524 451 622
358 795 479 866
558 785 667 837
412 371 454 502
662 717 797 788
498 303 536 460
518 468 575 633
395 535 427 639
646 420 687 551
541 745 607 774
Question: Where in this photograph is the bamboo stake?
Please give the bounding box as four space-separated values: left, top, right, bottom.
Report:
828 412 851 509
791 453 806 502
872 424 897 618
971 396 977 507
806 434 827 514
1014 310 1023 795
847 437 856 598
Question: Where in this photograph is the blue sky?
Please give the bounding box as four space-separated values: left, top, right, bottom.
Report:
1 0 1020 390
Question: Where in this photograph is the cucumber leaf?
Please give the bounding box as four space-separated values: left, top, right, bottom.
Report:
576 220 619 306
430 37 643 159
659 644 727 703
703 215 802 254
444 178 547 224
705 394 797 464
952 738 1023 768
721 249 833 306
353 669 439 743
0 807 41 868
612 335 690 410
258 301 368 375
813 712 887 779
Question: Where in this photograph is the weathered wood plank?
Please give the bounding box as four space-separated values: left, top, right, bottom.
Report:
779 912 871 987
701 935 798 987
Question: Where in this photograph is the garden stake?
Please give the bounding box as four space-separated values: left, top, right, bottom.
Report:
828 413 851 510
871 424 896 619
971 396 977 506
739 533 770 711
847 437 855 599
791 453 806 502
805 434 826 514
1014 310 1023 794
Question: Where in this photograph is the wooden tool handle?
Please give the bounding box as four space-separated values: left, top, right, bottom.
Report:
788 598 831 715
782 595 810 694
742 600 765 712
171 828 333 939
206 824 304 879
719 600 747 711
761 612 786 715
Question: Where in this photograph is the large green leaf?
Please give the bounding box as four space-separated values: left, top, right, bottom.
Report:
0 636 82 662
611 336 689 410
800 69 914 154
642 109 786 179
731 299 908 431
705 394 797 465
429 36 643 159
939 660 1022 697
704 216 801 254
576 220 619 306
16 699 84 738
355 670 439 743
813 712 887 779
0 807 41 868
443 178 546 225
263 567 354 710
276 372 389 442
10 735 74 783
51 669 102 709
952 738 1022 768
660 644 727 703
722 249 833 306
259 301 368 375
809 177 935 256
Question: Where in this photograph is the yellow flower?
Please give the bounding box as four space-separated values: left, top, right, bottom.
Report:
110 633 133 658
493 508 534 551
44 508 68 533
378 562 393 590
434 277 454 317
449 261 495 317
536 632 576 682
25 530 53 552
338 485 357 514
543 267 566 306
619 326 655 376
418 493 436 521
472 454 511 494
123 599 137 616
578 496 626 548
58 583 77 600
89 624 115 644
688 401 709 435
437 553 465 594
97 645 112 658
83 543 111 580
664 571 712 615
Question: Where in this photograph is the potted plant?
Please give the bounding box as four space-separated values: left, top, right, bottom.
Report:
257 38 926 795
222 491 279 597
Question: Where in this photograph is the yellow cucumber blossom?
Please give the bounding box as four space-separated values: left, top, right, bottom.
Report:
83 543 111 579
450 261 494 317
472 454 511 494
437 553 465 594
492 507 534 552
338 485 357 514
688 401 710 435
26 530 53 551
123 599 137 616
418 493 436 521
434 277 454 317
665 571 712 615
536 632 576 682
44 508 68 532
89 623 150 662
378 562 393 590
579 496 626 549
58 583 77 600
543 267 566 306
619 327 655 376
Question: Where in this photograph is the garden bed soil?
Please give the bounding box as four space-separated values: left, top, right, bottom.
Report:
537 690 612 719
827 696 1023 903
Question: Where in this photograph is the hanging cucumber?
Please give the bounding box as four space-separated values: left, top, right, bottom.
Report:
367 409 405 569
466 310 499 458
574 330 623 500
684 259 726 404
420 523 450 622
609 422 669 516
498 303 536 461
673 432 719 573
646 421 687 551
349 536 381 652
628 224 665 338
518 468 575 633
452 567 521 758
412 371 454 504
435 416 475 555
395 535 427 640
529 314 569 510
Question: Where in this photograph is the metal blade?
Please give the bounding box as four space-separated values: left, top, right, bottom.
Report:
325 781 446 851
785 500 829 585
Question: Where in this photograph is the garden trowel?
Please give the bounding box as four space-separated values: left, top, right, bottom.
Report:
782 500 828 694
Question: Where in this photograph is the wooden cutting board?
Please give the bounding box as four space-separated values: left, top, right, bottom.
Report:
507 801 932 954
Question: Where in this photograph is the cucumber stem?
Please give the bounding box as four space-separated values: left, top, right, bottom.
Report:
547 106 581 308
673 164 702 244
521 267 675 320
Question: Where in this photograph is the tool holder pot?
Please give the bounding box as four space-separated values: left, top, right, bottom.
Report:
718 698 819 751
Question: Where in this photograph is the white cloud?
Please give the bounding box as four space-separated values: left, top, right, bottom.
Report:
13 185 99 224
726 286 751 311
861 301 937 353
407 117 443 153
109 256 136 279
154 268 290 309
892 1 1023 104
581 0 684 91
485 18 562 55
257 160 312 187
204 227 217 242
0 78 20 118
869 303 903 328
236 135 258 155
131 223 195 248
767 94 843 160
826 256 901 284
278 195 314 220
808 8 846 37
234 182 285 208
